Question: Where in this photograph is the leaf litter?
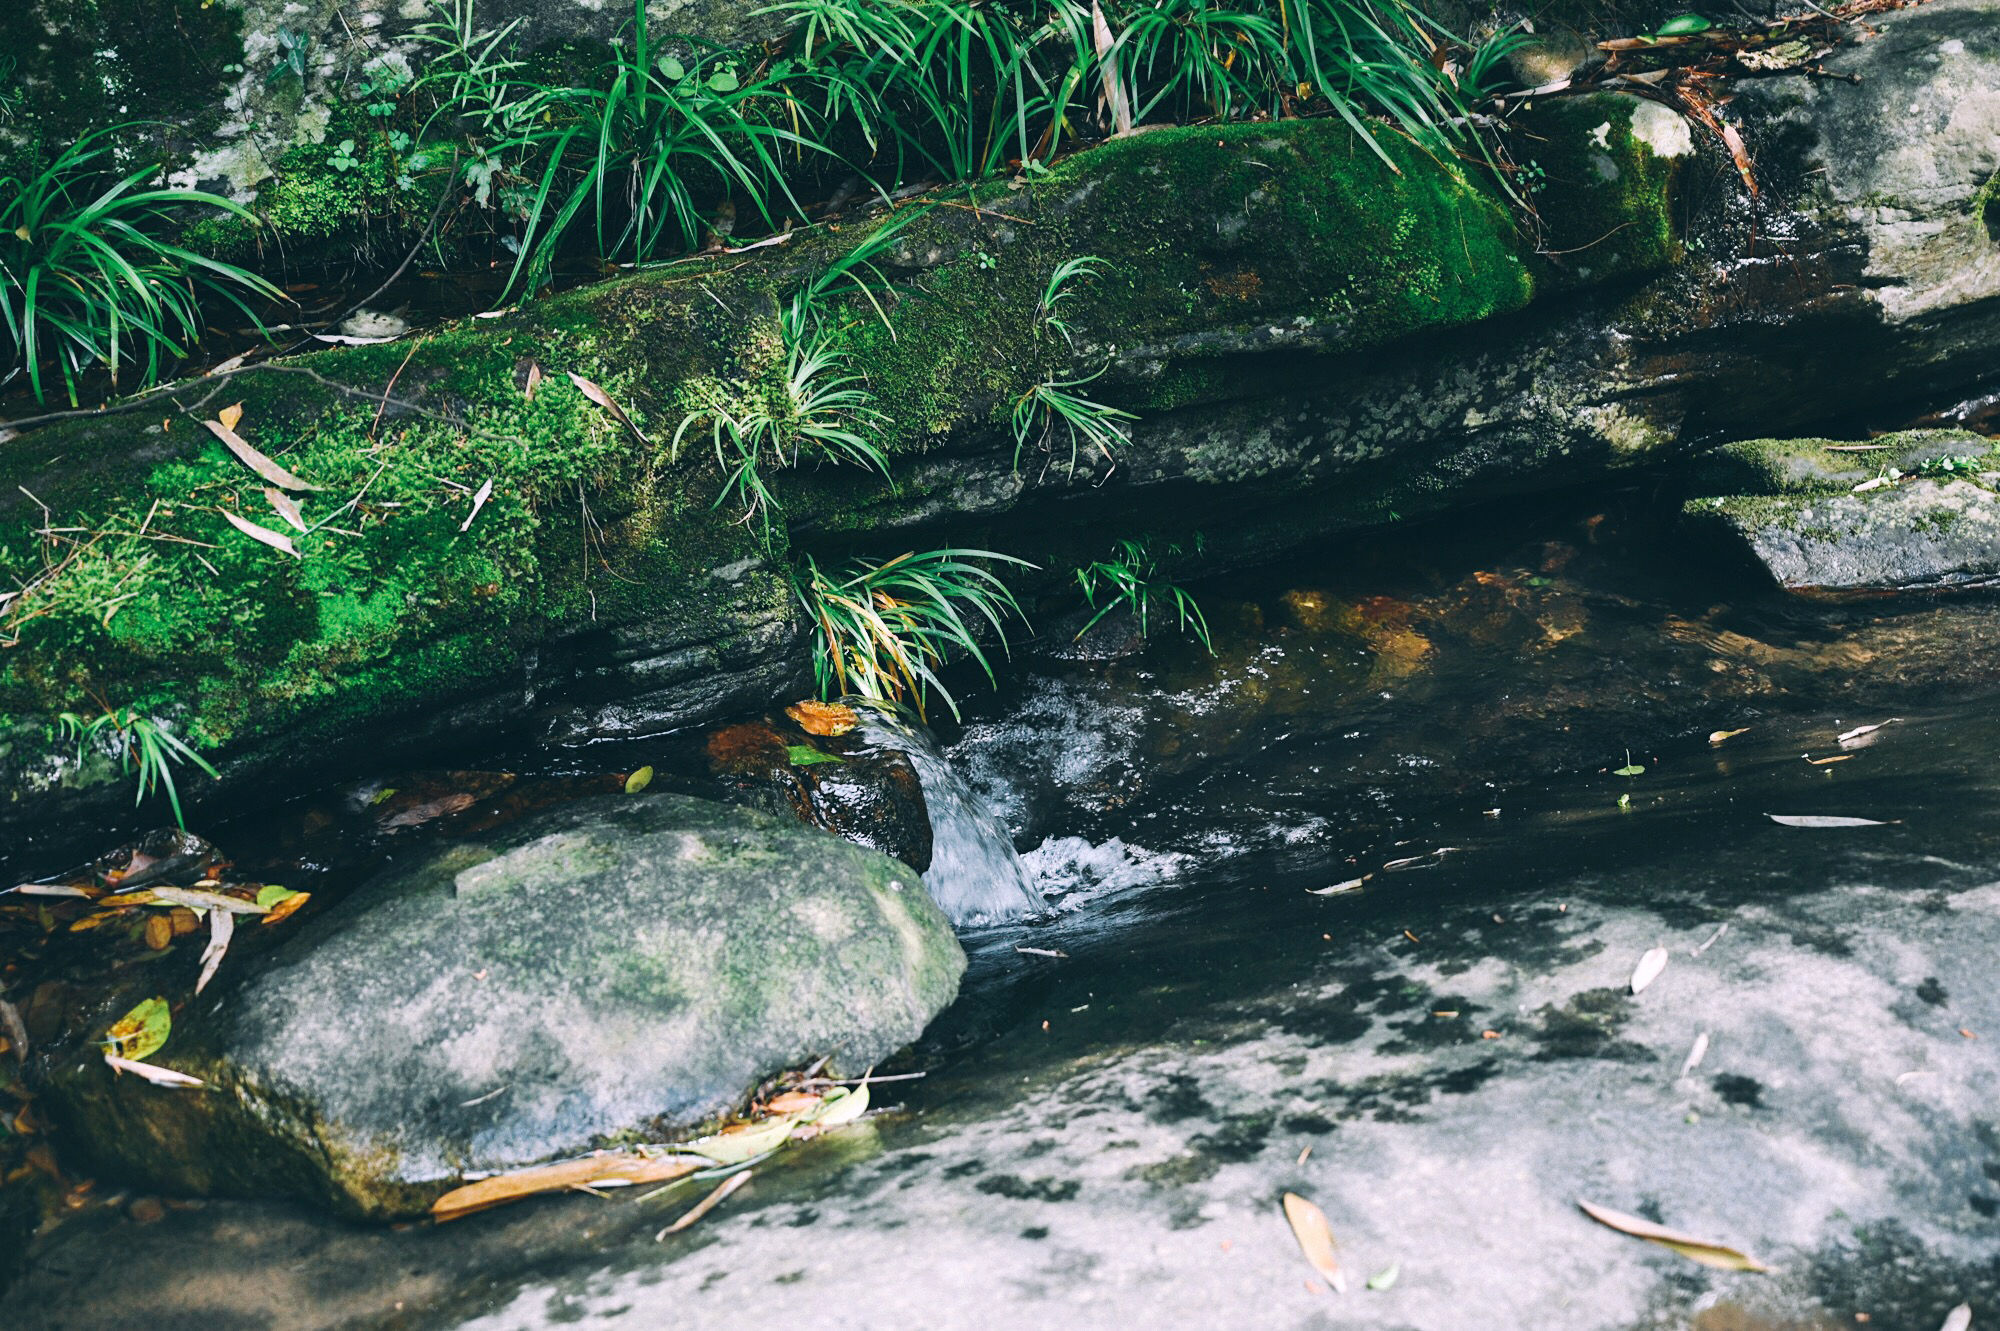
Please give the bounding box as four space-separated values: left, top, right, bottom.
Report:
1282 1192 1347 1293
1577 1200 1768 1271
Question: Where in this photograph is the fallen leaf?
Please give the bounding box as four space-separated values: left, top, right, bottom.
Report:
1015 946 1068 958
1577 1200 1768 1271
260 888 310 926
1851 476 1894 494
1718 121 1757 196
1766 814 1894 828
103 997 171 1061
1091 0 1133 136
310 332 399 345
143 913 173 950
1631 947 1669 995
657 1169 751 1238
103 1054 204 1088
785 744 844 767
1383 848 1460 871
1 998 29 1061
1614 763 1646 777
1366 1262 1400 1291
624 765 655 794
680 1114 798 1165
1941 1303 1972 1331
1708 727 1751 745
765 1091 823 1115
1679 1031 1710 1078
459 478 493 533
264 487 308 532
786 701 858 736
1838 719 1901 749
148 887 269 915
815 1083 869 1127
208 353 247 376
566 372 650 444
523 360 544 401
432 1151 704 1222
203 420 321 491
195 909 234 995
1310 877 1368 895
1807 755 1853 766
221 508 300 559
6 883 92 898
1691 923 1728 956
1282 1192 1347 1294
217 402 244 432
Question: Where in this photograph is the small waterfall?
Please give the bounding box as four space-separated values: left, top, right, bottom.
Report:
847 701 1045 927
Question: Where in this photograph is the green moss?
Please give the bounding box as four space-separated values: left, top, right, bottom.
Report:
1517 93 1688 280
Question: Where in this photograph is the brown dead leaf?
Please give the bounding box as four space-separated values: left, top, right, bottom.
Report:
786 700 859 736
380 793 477 829
1577 1200 1768 1271
264 487 307 532
203 420 321 492
261 890 311 926
221 509 300 559
143 914 173 950
566 372 650 444
1282 1192 1347 1293
432 1151 704 1222
765 1091 824 1115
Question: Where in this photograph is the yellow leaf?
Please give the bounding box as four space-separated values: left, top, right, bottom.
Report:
624 765 654 794
680 1113 800 1164
104 997 171 1061
1577 1200 1768 1271
1282 1192 1347 1293
1708 727 1751 745
218 402 244 432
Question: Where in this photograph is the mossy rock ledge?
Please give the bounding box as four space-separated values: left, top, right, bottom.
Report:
1685 431 2000 596
36 793 966 1219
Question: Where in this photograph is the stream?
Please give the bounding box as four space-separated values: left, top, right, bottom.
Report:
9 489 2000 1330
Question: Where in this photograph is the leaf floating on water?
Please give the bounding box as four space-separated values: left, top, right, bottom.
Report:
217 402 244 432
657 1169 751 1239
204 419 322 491
681 1114 799 1165
786 700 858 736
1630 947 1670 995
380 793 477 829
1806 755 1853 766
1708 727 1751 746
309 332 399 345
1940 1303 1972 1331
1366 1262 1400 1291
1766 814 1894 829
1838 719 1901 750
1282 1192 1347 1294
1679 1031 1711 1078
1015 946 1068 958
1310 877 1368 895
785 744 844 767
624 765 655 794
566 371 650 444
1576 1200 1769 1271
459 478 494 533
103 1054 204 1088
195 908 234 995
103 997 171 1061
432 1151 704 1222
221 508 301 558
1614 763 1645 777
1382 848 1460 872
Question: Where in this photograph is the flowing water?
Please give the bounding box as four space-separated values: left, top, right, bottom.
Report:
10 492 2000 1330
849 702 1046 926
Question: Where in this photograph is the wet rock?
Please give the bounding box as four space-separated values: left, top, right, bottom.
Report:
36 794 964 1220
1686 431 2000 595
706 711 935 873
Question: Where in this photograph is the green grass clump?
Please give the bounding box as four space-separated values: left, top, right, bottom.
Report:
793 547 1032 719
1 128 282 403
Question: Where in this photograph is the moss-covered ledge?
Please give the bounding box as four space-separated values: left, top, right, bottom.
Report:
0 111 1686 863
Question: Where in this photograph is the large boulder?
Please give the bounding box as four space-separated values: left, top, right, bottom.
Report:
36 793 966 1219
1685 431 2000 595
